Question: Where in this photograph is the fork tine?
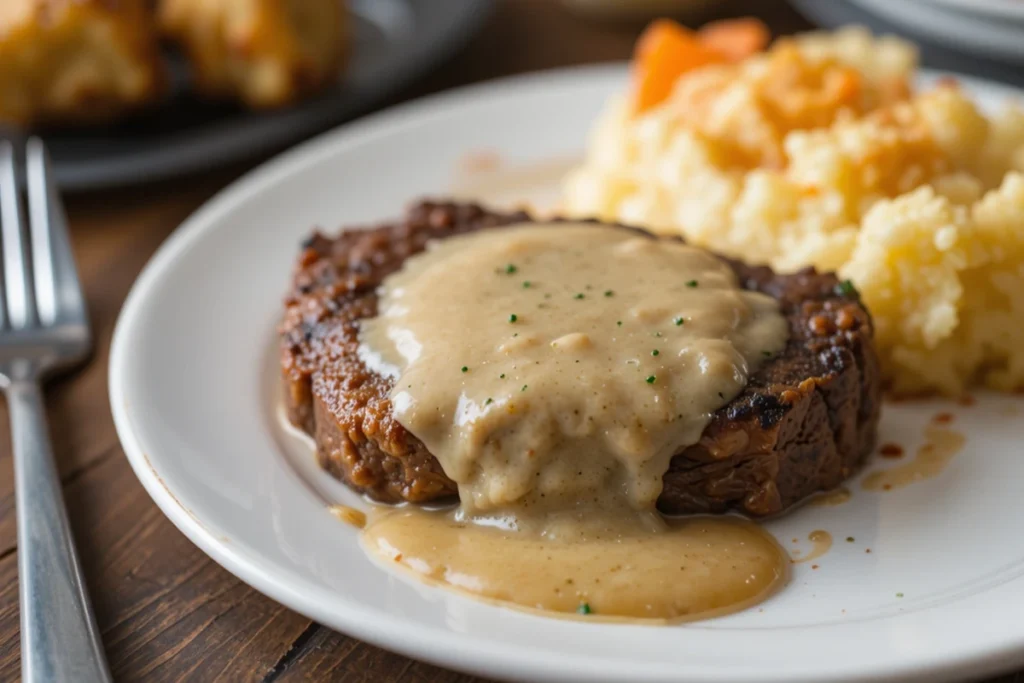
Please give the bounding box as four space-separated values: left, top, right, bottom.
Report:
0 141 36 329
26 138 86 329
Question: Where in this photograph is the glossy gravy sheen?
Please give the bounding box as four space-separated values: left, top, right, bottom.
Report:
862 425 966 491
357 223 790 620
364 508 785 622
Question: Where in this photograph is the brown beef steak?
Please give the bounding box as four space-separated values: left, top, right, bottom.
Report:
279 201 881 517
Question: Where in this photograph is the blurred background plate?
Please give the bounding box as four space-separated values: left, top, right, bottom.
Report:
916 0 1024 24
792 0 1024 84
847 0 1024 63
43 0 494 192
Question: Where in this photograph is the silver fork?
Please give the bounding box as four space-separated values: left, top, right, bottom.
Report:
1 139 111 683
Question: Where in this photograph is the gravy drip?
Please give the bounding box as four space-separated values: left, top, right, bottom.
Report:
792 530 833 564
808 487 851 507
360 223 788 525
862 425 965 491
357 223 790 620
363 507 786 622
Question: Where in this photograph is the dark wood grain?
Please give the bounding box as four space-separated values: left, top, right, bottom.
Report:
0 1 1020 681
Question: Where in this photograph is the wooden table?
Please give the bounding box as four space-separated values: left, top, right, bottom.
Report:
0 2 1020 681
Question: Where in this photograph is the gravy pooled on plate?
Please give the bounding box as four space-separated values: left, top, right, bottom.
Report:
358 223 790 620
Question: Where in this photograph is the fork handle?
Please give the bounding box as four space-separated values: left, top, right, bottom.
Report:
10 379 112 683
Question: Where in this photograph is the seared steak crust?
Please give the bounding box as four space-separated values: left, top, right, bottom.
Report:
280 201 881 517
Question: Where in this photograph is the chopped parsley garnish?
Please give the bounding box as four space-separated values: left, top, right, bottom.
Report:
574 293 585 300
505 263 518 275
616 321 623 326
646 375 657 384
835 279 857 297
521 384 528 392
577 602 592 615
499 373 506 379
896 593 904 598
508 314 518 323
522 281 532 288
673 317 685 326
686 280 699 288
846 537 855 543
652 349 660 356
762 350 772 357
461 366 468 373
485 398 493 405
604 290 614 297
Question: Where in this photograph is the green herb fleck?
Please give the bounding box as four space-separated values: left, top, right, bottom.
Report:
646 375 657 384
616 321 623 327
577 602 592 615
835 279 857 297
652 349 660 356
896 593 904 598
461 366 468 373
505 263 518 275
846 537 855 543
522 281 532 288
485 398 493 405
686 280 699 288
673 317 685 326
521 384 528 392
509 314 518 323
762 350 772 357
604 290 614 297
574 293 585 300
499 373 506 379
654 332 662 337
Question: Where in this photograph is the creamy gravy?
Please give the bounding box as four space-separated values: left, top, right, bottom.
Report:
354 222 790 621
363 507 787 621
360 223 788 524
862 425 966 491
792 530 833 564
808 487 851 507
329 505 367 529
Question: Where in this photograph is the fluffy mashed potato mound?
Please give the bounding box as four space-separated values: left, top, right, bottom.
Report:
563 27 1024 395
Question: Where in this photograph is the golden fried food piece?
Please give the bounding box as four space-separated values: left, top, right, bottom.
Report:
159 0 348 108
0 0 165 127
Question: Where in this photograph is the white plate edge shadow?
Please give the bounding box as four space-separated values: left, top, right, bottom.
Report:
109 63 1024 683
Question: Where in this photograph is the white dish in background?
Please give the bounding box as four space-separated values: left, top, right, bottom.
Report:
845 0 1024 63
110 64 1024 683
916 0 1024 24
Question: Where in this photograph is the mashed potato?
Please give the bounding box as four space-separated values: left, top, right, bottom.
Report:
564 27 1024 395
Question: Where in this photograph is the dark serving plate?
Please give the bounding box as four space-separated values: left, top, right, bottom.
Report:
39 0 494 191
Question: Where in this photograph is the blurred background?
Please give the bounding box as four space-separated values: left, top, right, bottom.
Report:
6 0 1024 193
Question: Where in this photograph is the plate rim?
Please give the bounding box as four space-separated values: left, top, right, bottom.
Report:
913 0 1024 23
109 63 1024 683
845 0 1024 61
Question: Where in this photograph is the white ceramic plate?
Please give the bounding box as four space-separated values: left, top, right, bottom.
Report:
915 0 1024 24
110 64 1024 683
845 0 1024 63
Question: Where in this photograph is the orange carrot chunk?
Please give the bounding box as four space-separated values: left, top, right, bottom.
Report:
698 18 770 62
631 19 726 114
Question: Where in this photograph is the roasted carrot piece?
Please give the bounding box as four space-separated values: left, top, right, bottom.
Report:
698 18 770 62
631 19 726 114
